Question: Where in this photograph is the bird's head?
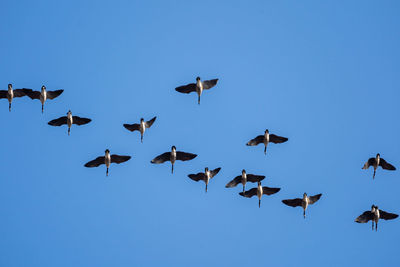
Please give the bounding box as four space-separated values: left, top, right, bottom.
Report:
205 167 209 172
140 118 144 122
196 77 201 81
171 145 176 151
376 153 380 158
105 149 110 154
303 192 307 197
242 169 246 175
41 85 46 90
8 84 12 89
67 110 71 114
265 129 269 134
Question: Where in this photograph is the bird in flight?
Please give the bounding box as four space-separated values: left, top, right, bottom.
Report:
151 146 197 174
175 77 218 105
123 116 157 143
282 193 322 219
188 167 221 192
84 149 131 176
225 169 265 193
48 110 91 135
355 205 398 231
239 181 280 208
0 84 27 111
23 85 63 113
246 129 288 155
362 153 396 179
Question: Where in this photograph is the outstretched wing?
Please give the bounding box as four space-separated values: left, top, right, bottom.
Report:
202 79 218 90
379 158 396 171
262 187 280 195
309 194 322 204
175 83 196 94
48 116 68 126
22 89 41 99
246 135 264 146
188 172 206 182
47 90 64 99
210 167 221 178
246 174 265 183
111 155 131 164
379 210 399 220
225 176 242 188
13 89 26 97
269 134 288 144
72 116 91 125
282 198 303 207
151 152 171 164
176 151 197 161
123 123 140 132
239 188 258 198
84 156 105 167
145 116 157 128
0 90 7 98
362 158 376 169
355 211 373 223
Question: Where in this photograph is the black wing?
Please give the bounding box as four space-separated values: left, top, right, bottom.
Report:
175 83 196 94
239 188 258 198
210 167 221 178
202 79 218 90
246 135 264 146
84 156 105 167
151 152 171 164
309 194 322 204
47 90 64 100
355 211 374 223
269 134 288 144
262 187 280 195
188 172 206 182
282 198 303 207
145 116 157 128
379 158 396 171
123 123 140 132
72 116 91 126
0 90 7 98
379 210 399 220
246 174 265 183
48 116 68 126
13 89 26 97
22 89 41 99
225 176 242 188
176 151 197 161
362 158 376 169
111 155 131 164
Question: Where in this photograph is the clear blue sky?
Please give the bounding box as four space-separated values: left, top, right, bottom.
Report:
1 1 399 266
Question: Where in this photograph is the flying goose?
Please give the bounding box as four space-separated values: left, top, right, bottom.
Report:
188 167 221 192
225 169 265 193
355 205 398 231
84 149 131 176
23 85 63 113
48 110 91 135
151 146 197 174
239 181 280 208
0 84 27 111
282 193 322 219
246 129 288 155
123 116 157 143
362 153 396 179
175 77 218 105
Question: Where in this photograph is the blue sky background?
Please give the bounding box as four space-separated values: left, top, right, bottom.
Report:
1 0 399 266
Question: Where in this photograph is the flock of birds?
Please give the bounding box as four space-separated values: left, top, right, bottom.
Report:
2 76 398 231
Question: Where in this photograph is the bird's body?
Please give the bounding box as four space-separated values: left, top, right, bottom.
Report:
282 193 322 218
84 149 131 176
246 129 288 155
0 84 27 111
151 146 197 173
175 77 218 104
23 85 63 113
239 181 280 208
188 167 221 192
48 110 91 135
362 153 396 179
226 169 265 193
123 116 156 143
355 205 398 231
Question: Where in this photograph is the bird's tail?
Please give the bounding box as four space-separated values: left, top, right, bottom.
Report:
171 164 174 174
259 200 261 208
206 184 208 193
264 146 267 155
8 103 11 112
106 168 109 176
68 127 70 136
243 185 245 194
41 104 44 113
373 169 376 179
303 210 306 219
141 135 143 143
198 95 200 105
